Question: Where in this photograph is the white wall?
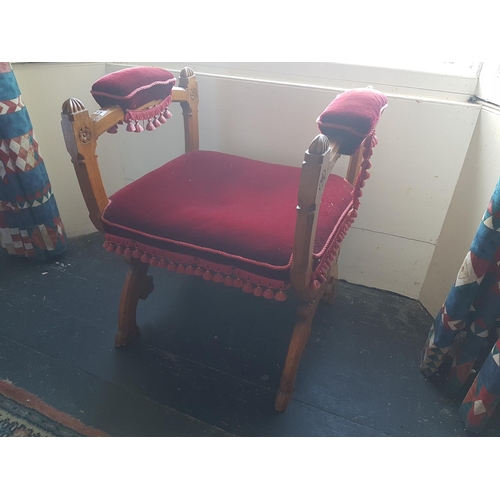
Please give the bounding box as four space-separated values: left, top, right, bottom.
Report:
420 105 500 316
9 62 487 304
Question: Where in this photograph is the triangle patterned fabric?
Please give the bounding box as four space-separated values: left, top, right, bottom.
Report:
421 177 500 433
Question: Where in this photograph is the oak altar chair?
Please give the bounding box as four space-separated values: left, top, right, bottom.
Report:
61 66 387 411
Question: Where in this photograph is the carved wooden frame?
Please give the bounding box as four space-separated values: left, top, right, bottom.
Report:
61 66 364 412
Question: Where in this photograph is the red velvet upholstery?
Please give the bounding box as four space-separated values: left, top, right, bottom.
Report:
317 88 388 155
101 151 354 292
91 67 176 109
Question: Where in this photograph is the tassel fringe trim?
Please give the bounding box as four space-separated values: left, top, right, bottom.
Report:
107 95 173 134
103 235 289 302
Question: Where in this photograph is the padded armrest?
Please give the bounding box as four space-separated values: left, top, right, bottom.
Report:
317 88 388 155
91 66 176 109
90 66 177 133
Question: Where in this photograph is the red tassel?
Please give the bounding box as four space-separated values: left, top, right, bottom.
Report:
150 256 159 266
263 289 275 299
177 264 186 274
243 283 254 293
224 276 234 286
103 241 109 250
275 290 287 302
141 253 151 264
124 247 132 257
203 270 213 281
233 278 244 288
159 114 167 124
146 121 156 131
165 110 172 119
132 249 141 259
107 125 119 134
213 273 224 283
126 122 136 132
253 286 264 297
153 118 162 128
158 259 167 268
106 242 116 253
167 262 177 271
115 245 124 255
185 265 194 275
135 122 144 133
311 280 321 290
194 267 204 277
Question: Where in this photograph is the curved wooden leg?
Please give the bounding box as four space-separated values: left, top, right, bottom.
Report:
275 296 321 411
321 259 339 305
115 257 154 347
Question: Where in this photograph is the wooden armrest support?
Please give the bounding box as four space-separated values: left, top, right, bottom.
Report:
91 105 124 137
291 134 341 295
61 98 108 232
346 145 363 185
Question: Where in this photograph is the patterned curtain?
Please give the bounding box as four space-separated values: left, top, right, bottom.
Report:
0 63 67 259
420 178 500 432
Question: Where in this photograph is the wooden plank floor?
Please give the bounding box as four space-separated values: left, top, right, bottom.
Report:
1 232 498 436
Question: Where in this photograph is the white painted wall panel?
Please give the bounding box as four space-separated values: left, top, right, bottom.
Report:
338 227 435 299
353 98 479 244
420 106 500 316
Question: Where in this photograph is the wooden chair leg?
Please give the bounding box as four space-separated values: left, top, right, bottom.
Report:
275 296 321 411
321 259 339 305
115 257 154 347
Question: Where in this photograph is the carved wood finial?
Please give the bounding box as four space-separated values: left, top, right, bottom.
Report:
180 67 195 79
62 98 86 114
179 67 195 89
308 134 330 156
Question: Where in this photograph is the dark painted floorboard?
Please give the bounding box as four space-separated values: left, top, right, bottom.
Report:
1 232 498 436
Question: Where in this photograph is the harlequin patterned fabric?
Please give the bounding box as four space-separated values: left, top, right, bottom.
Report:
101 150 355 300
459 337 500 432
421 177 500 432
0 63 66 259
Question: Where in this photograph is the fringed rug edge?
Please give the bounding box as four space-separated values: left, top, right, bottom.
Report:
0 380 109 437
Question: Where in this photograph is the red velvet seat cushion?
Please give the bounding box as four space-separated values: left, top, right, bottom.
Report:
91 66 176 109
101 150 353 282
317 88 388 155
